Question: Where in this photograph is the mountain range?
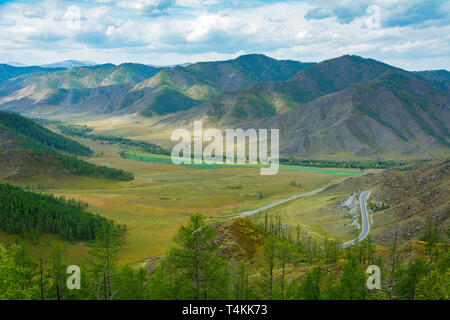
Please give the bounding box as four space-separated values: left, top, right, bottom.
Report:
0 54 448 159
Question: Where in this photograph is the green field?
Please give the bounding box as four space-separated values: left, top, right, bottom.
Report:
123 151 363 176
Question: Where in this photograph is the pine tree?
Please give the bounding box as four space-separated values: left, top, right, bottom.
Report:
260 235 277 299
276 241 292 299
336 255 367 300
10 242 37 292
153 214 229 300
48 245 67 300
420 217 441 267
299 266 322 300
90 222 126 300
396 256 428 300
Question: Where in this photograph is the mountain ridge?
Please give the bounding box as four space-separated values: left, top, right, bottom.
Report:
0 54 448 159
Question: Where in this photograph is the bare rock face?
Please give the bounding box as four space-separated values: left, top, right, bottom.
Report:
333 192 361 232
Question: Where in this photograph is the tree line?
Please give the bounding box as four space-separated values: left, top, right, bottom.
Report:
279 157 430 169
55 155 134 181
0 221 127 300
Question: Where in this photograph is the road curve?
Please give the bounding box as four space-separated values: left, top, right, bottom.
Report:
216 186 372 248
341 190 371 247
217 187 326 219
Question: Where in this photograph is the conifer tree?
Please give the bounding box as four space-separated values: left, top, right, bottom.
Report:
90 222 127 300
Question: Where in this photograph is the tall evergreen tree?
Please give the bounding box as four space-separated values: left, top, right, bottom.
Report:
420 217 441 266
336 256 367 300
90 222 127 300
151 214 229 300
260 235 277 299
276 241 292 299
396 256 428 300
299 266 322 300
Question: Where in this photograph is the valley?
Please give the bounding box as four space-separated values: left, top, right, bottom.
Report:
0 53 448 300
3 129 362 264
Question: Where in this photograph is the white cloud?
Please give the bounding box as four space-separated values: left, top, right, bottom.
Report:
117 0 174 16
0 0 448 70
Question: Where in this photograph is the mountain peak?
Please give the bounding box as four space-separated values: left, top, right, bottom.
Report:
320 55 401 72
234 53 275 62
290 55 398 85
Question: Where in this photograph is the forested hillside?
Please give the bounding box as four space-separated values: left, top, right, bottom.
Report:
0 112 134 181
0 111 92 156
56 155 134 181
0 183 114 241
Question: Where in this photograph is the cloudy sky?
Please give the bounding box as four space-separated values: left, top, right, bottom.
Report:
0 0 449 70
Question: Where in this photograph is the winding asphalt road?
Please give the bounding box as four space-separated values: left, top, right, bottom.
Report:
341 190 372 247
220 186 371 248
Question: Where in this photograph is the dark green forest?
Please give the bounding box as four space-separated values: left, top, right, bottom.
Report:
55 155 134 181
279 157 429 169
0 183 118 241
0 111 92 156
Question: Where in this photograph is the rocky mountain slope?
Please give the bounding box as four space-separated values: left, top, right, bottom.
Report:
158 56 449 159
369 158 449 244
320 158 449 245
255 72 449 158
